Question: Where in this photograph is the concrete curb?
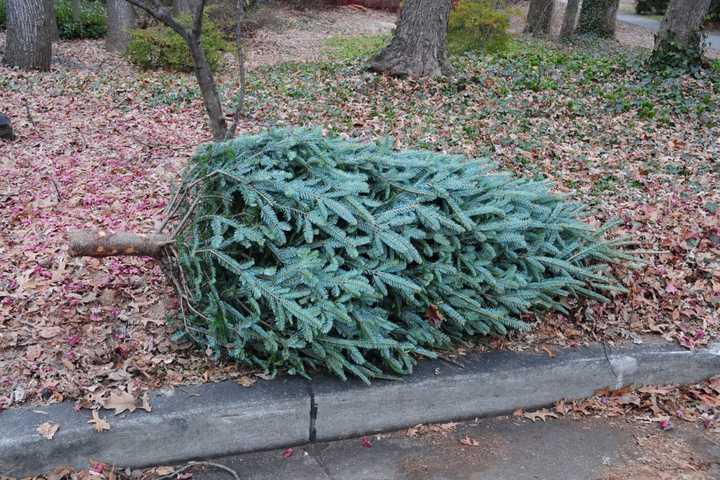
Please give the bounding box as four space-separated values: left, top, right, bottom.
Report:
1 342 718 476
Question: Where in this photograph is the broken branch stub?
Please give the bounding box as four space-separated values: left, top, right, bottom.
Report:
68 231 172 258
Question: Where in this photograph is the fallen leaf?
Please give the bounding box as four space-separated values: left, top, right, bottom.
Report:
37 422 59 440
103 391 137 415
523 409 559 422
237 376 257 387
88 409 111 432
141 392 152 412
459 435 481 447
541 346 556 358
38 326 62 339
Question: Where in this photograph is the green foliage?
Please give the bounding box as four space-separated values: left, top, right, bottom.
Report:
0 0 106 37
55 0 107 39
648 32 705 74
324 34 391 61
448 0 513 54
167 128 634 382
127 16 229 72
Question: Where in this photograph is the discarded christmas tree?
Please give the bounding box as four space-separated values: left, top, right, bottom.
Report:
69 128 635 382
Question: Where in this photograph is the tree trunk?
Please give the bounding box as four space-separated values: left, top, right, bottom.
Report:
370 0 452 78
653 0 712 60
189 38 228 140
560 0 581 38
525 0 554 36
69 231 172 258
577 0 619 37
4 0 54 71
106 0 136 53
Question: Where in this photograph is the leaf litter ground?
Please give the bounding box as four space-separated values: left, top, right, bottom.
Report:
0 5 718 433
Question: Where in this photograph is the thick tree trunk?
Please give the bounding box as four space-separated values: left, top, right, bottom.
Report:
106 0 137 53
577 0 619 37
560 0 581 38
189 38 228 140
370 0 452 78
525 0 554 36
4 0 54 71
653 0 712 59
69 231 172 258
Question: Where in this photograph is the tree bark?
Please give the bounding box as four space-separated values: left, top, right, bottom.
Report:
525 0 554 36
106 0 137 53
577 0 619 37
653 0 712 58
560 0 581 38
69 231 172 258
370 0 452 78
4 0 54 71
189 37 228 140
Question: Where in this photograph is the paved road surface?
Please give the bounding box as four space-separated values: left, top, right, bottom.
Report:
617 13 720 50
184 416 719 480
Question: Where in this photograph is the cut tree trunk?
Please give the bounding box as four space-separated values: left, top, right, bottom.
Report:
525 0 554 36
577 0 619 37
106 0 137 53
560 0 582 38
653 0 712 60
68 231 172 258
4 0 54 71
370 0 452 78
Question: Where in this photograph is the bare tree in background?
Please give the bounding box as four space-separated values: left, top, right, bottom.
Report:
525 0 554 36
652 0 712 64
123 0 246 140
576 0 619 37
173 0 194 15
560 0 581 38
106 0 137 53
370 0 453 78
4 0 54 71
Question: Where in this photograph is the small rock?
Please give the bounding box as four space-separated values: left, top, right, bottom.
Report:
0 114 15 140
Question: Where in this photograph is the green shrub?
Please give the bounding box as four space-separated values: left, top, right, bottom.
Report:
448 0 513 55
56 0 107 39
166 128 634 382
127 16 229 72
0 0 106 36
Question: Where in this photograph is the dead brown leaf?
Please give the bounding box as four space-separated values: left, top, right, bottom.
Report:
37 421 59 440
88 409 111 432
103 391 137 415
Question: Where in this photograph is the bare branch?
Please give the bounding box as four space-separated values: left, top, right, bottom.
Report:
123 0 189 40
226 0 247 139
191 0 207 38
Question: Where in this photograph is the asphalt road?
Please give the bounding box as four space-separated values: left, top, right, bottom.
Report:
185 416 720 480
617 13 720 50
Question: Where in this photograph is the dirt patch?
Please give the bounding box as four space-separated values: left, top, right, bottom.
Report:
244 5 396 68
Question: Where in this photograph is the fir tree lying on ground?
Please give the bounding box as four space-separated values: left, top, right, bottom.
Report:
72 128 636 382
